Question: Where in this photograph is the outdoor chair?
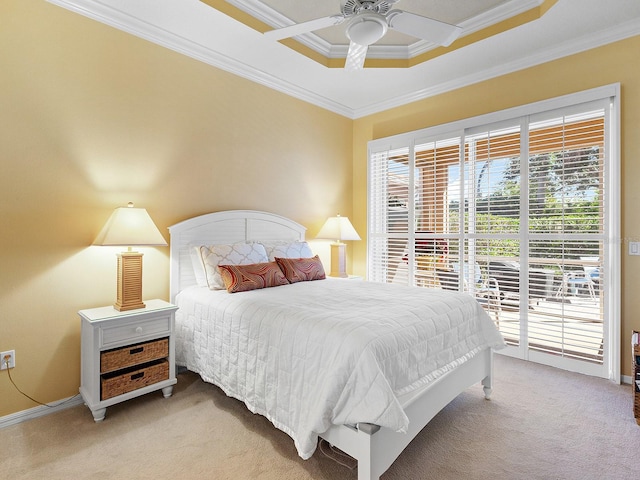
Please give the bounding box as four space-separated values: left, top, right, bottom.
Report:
447 262 502 325
555 268 597 300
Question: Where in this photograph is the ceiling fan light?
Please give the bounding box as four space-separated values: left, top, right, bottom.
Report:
346 13 388 46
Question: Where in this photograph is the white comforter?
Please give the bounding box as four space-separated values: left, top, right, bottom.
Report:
175 279 505 459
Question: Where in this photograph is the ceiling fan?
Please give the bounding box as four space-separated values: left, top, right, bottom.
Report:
264 0 463 71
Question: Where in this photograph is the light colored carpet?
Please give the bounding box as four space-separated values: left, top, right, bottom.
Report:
1 355 639 479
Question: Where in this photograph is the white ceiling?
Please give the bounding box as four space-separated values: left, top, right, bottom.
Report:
49 0 640 119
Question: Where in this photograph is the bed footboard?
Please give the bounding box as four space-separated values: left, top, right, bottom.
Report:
319 348 494 480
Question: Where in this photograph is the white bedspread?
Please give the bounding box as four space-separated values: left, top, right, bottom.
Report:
175 279 505 459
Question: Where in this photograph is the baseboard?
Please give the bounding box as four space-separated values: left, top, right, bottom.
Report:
621 374 632 385
0 395 85 429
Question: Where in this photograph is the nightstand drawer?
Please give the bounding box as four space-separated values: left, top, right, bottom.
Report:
100 338 168 374
100 315 170 348
101 359 169 400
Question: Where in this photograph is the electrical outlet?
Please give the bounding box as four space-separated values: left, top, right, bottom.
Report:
1 350 15 370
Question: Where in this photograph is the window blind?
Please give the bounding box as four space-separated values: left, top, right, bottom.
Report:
368 90 616 377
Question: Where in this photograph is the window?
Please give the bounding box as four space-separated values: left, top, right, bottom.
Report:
368 86 620 379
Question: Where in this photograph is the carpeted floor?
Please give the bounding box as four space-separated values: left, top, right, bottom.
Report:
1 354 638 479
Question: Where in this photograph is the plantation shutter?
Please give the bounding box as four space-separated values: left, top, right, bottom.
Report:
369 146 411 285
526 106 606 369
463 121 523 345
413 136 461 288
368 87 617 379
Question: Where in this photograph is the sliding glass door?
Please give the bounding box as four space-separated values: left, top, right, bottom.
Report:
368 88 618 378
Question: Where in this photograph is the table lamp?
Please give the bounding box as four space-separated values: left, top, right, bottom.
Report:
316 215 361 278
93 202 167 311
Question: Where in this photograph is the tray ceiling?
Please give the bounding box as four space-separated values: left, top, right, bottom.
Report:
48 0 640 118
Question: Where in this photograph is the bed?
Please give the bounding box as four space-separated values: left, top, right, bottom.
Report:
169 210 505 480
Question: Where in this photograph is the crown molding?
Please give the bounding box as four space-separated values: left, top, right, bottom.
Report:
47 0 640 120
47 0 354 117
352 18 640 118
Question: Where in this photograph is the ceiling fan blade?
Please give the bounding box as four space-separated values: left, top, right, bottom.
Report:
387 10 462 46
264 15 345 41
345 42 368 71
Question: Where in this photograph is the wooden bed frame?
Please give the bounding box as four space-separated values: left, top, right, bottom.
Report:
169 210 494 480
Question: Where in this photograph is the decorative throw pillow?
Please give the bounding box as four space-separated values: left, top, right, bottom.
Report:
259 241 314 261
275 255 326 283
218 262 289 293
200 243 269 290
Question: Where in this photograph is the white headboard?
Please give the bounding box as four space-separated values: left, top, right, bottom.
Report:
168 210 307 302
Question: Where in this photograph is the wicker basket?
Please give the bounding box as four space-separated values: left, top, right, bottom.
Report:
101 359 169 400
100 338 168 374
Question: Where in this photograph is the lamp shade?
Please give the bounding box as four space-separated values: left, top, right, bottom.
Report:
316 215 361 242
93 203 167 247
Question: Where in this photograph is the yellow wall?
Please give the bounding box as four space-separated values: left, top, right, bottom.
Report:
0 0 352 416
352 36 640 375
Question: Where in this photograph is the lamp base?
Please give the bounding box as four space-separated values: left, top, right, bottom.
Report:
328 242 349 278
114 251 146 311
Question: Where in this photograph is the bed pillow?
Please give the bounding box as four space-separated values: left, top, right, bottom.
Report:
200 243 269 290
218 262 289 293
275 255 326 283
190 246 208 287
259 241 314 261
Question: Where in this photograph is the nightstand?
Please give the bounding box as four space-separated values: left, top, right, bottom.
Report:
79 299 178 422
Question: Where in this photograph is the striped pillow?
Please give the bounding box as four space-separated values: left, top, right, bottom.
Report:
275 255 326 283
218 262 289 293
